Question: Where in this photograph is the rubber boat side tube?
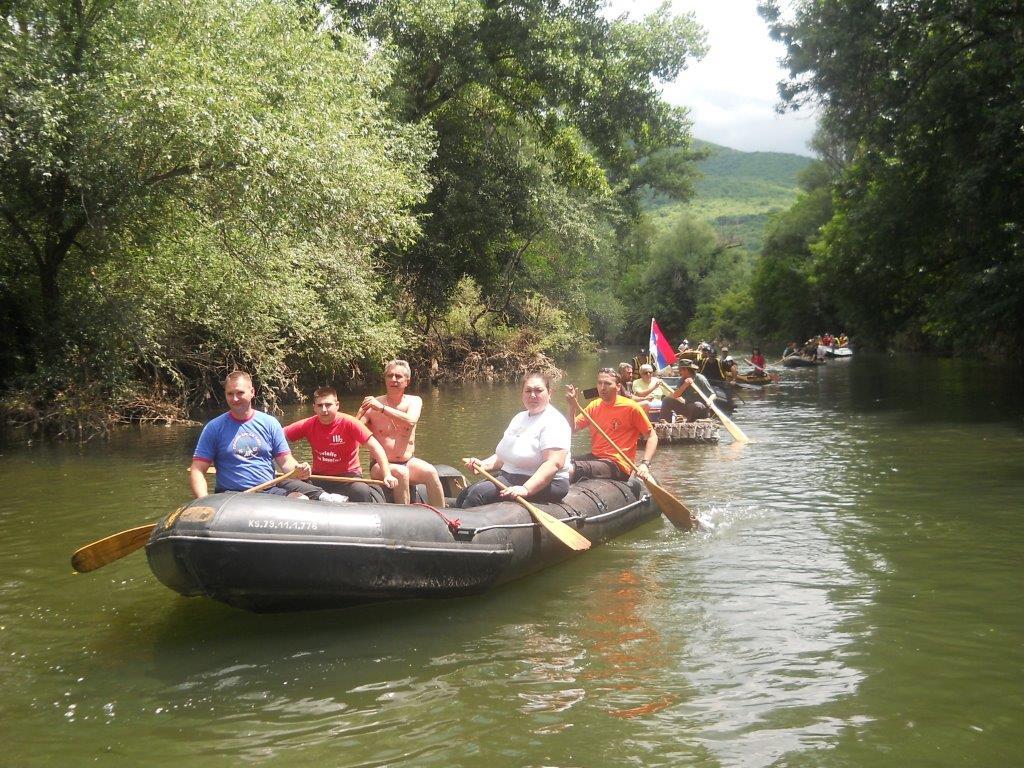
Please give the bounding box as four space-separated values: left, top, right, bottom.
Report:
146 478 658 612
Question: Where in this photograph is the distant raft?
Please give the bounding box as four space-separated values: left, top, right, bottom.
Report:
734 372 776 387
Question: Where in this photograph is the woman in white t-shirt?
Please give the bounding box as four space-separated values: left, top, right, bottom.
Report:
459 372 571 507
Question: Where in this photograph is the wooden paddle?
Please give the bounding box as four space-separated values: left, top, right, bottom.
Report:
464 461 591 551
570 395 696 531
690 380 751 444
199 467 385 485
71 468 300 573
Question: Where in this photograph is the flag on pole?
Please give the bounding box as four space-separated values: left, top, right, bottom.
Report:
649 318 677 370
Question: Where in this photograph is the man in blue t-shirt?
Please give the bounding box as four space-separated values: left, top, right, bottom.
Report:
189 371 327 500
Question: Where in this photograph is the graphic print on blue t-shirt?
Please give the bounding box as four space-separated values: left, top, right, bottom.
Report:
230 427 264 459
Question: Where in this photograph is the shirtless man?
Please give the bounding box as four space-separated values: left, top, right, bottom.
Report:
358 360 445 507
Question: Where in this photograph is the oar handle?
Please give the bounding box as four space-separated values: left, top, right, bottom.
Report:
472 465 519 496
201 467 385 486
470 464 544 517
244 467 299 494
309 474 385 485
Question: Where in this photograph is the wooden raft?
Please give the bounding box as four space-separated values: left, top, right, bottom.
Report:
641 418 719 444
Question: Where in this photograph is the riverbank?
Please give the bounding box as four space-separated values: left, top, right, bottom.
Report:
0 335 569 441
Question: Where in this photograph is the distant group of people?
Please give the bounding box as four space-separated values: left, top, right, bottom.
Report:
189 361 667 512
613 351 715 424
782 332 850 360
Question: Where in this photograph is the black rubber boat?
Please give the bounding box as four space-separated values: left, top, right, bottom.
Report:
146 473 659 612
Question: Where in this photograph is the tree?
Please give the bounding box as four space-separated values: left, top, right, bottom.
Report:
760 0 1024 353
750 161 833 341
0 0 431 421
332 0 708 321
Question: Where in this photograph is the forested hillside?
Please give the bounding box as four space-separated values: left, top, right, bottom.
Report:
614 141 812 348
646 140 811 250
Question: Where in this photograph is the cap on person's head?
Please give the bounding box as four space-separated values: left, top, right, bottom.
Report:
678 360 699 371
639 363 653 373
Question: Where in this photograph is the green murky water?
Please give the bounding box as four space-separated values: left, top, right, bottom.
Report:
1 352 1022 766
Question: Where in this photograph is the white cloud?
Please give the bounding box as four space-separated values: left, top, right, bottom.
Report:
605 0 817 156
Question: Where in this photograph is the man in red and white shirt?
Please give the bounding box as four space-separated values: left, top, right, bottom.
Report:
284 387 397 503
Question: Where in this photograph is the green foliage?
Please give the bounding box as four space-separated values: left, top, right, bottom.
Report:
334 0 708 325
749 161 834 340
619 214 719 340
0 0 431 424
1 0 713 436
689 286 755 343
761 0 1024 353
425 276 585 380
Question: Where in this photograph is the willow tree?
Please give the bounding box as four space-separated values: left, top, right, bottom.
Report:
0 0 432 420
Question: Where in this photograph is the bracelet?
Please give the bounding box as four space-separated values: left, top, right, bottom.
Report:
638 459 650 466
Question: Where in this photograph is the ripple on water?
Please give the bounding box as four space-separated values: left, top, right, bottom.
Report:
2 354 1023 766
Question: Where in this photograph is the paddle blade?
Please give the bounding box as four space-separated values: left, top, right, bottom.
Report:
525 503 592 551
694 385 751 444
642 478 696 531
71 523 157 573
709 400 751 444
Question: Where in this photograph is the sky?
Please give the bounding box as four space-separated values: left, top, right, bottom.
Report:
605 0 817 157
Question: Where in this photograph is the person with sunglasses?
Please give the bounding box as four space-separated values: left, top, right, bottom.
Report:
460 371 571 507
359 359 445 507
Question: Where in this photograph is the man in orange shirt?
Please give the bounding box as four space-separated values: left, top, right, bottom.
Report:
566 367 658 481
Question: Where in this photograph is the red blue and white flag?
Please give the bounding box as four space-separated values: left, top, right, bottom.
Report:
649 318 677 369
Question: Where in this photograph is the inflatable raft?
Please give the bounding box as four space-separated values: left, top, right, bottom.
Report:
146 474 659 612
734 372 775 387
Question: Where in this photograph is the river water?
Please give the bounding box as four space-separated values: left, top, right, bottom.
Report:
1 352 1022 766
